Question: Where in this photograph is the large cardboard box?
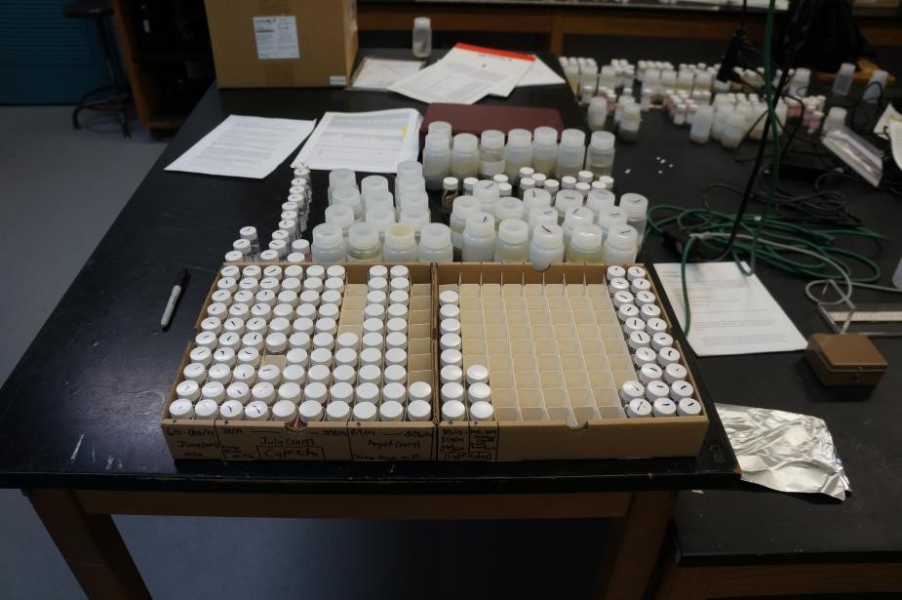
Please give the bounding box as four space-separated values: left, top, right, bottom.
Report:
204 0 358 89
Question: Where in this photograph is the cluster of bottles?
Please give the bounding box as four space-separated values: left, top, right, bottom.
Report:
224 166 313 264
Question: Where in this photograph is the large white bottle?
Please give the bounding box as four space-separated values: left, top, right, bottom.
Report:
566 224 604 263
555 129 587 179
311 223 347 265
504 128 533 182
532 127 559 176
451 133 480 179
602 224 639 264
382 223 419 263
449 196 480 260
422 132 452 191
529 223 565 270
494 219 530 263
418 223 454 263
462 212 497 262
479 130 506 177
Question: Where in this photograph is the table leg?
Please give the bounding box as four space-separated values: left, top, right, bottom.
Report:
28 488 151 600
593 491 676 600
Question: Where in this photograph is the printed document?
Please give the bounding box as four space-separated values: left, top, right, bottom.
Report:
655 262 807 356
351 57 424 90
291 108 422 173
165 115 315 179
516 56 567 87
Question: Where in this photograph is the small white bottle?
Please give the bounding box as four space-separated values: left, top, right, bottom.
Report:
530 223 565 269
440 176 459 215
479 130 506 177
832 63 855 97
602 225 639 264
422 132 452 190
310 223 346 265
332 186 363 221
451 133 480 179
504 128 533 181
585 131 616 177
619 193 649 245
462 212 497 262
618 104 642 142
555 129 587 179
346 222 382 263
532 126 559 175
689 104 714 144
566 224 604 263
382 223 419 263
823 107 848 134
449 195 481 260
418 223 454 262
494 219 530 263
412 17 432 58
587 97 608 132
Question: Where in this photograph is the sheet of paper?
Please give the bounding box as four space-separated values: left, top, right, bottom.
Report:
291 108 422 173
654 262 807 357
389 43 534 105
516 55 567 87
165 115 316 179
351 57 424 90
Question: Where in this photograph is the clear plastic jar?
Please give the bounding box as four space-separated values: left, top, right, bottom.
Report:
532 126 558 176
566 224 604 263
462 211 497 262
346 222 382 263
479 129 506 177
504 128 533 181
596 206 628 239
310 223 346 265
602 224 639 264
553 190 583 224
412 16 432 58
472 180 500 218
585 131 615 177
365 207 396 243
494 196 526 222
555 129 587 179
619 193 649 245
530 223 565 269
331 186 363 221
449 195 480 260
382 223 419 263
423 132 452 190
418 223 454 263
562 206 595 248
494 219 530 263
587 97 608 132
451 133 480 179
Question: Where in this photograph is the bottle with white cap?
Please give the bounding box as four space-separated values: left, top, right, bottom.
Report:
472 180 500 218
382 223 419 263
418 223 454 263
310 223 346 265
332 186 363 221
831 63 855 97
494 197 526 223
586 189 616 221
440 176 459 215
823 106 848 134
449 196 480 260
532 126 559 175
553 190 583 224
566 224 604 264
462 212 497 262
596 206 628 239
478 130 507 177
412 16 432 58
240 226 261 256
618 104 642 142
587 97 608 132
494 219 530 263
423 132 452 191
344 222 381 264
689 104 715 144
562 206 595 248
619 193 649 245
555 129 587 179
585 131 616 177
360 175 389 208
522 188 553 214
602 224 639 264
441 400 467 421
451 133 480 179
504 129 533 181
530 223 565 270
407 399 432 422
327 169 357 205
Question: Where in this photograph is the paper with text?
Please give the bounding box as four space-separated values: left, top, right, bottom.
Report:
165 115 316 179
351 57 424 90
291 108 422 173
516 55 567 87
253 16 300 60
655 262 807 356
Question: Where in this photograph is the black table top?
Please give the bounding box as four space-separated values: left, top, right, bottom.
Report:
0 51 739 495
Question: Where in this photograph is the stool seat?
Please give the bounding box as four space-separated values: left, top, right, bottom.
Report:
62 0 112 20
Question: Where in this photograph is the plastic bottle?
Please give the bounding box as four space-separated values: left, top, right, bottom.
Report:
451 133 480 179
382 223 419 263
528 207 559 240
789 67 810 98
689 104 714 144
494 219 530 263
440 176 459 215
586 189 616 220
412 17 432 58
566 224 605 263
479 130 506 177
619 193 649 244
532 127 559 175
585 131 616 177
823 106 848 133
462 212 496 262
400 207 430 241
365 207 396 242
449 195 480 260
720 112 746 150
564 63 580 94
553 190 583 224
472 180 500 217
422 132 452 190
602 224 639 264
428 121 452 140
832 63 855 97
327 169 356 205
618 104 642 142
522 188 553 213
360 175 389 209
325 204 355 241
504 129 533 182
555 129 587 179
562 206 595 248
331 186 363 221
587 97 608 131
418 223 454 263
395 176 427 209
365 189 394 217
346 222 382 263
396 161 423 181
529 223 565 270
596 206 628 239
311 223 346 265
494 197 526 223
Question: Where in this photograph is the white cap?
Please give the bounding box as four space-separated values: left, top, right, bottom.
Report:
182 363 206 384
658 347 681 366
287 348 309 367
639 363 664 385
304 382 328 404
652 398 677 417
219 400 244 420
440 333 462 351
194 399 219 420
646 318 668 334
407 399 432 422
362 332 384 350
168 399 194 419
466 364 490 385
619 380 645 402
414 16 431 28
640 303 661 321
358 364 382 386
464 211 496 237
439 290 459 306
369 265 389 280
441 348 463 368
379 400 405 422
190 346 213 366
633 347 657 367
677 397 702 416
356 382 380 405
664 363 688 385
231 365 256 388
307 364 332 385
385 331 408 350
441 400 466 421
352 402 378 422
208 364 232 384
333 364 357 385
272 400 298 422
298 399 324 423
326 400 351 422
201 381 226 403
645 380 670 401
635 290 657 306
628 330 652 350
245 400 270 421
282 364 306 385
265 332 288 354
278 382 302 403
384 364 407 385
440 318 461 337
531 223 564 250
312 332 335 350
330 382 355 404
387 303 409 320
363 318 385 336
467 382 492 404
652 332 675 351
389 290 409 307
368 276 388 293
334 347 358 368
383 382 407 404
469 401 495 422
627 398 653 418
386 317 408 335
441 382 465 404
315 317 338 336
367 290 388 307
497 219 529 247
385 347 407 367
670 380 695 401
613 290 635 309
441 365 463 385
360 347 383 367
409 381 432 402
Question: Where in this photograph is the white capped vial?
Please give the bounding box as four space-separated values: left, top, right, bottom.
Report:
352 401 378 422
379 400 405 422
168 399 194 419
201 317 223 334
287 348 309 367
441 348 463 368
194 399 219 420
307 364 332 386
363 318 385 336
466 364 490 385
217 277 238 294
670 381 695 401
251 303 273 321
623 317 646 337
368 276 388 294
468 383 492 405
227 381 251 404
366 290 388 307
646 318 668 334
409 381 432 403
327 400 351 422
652 398 677 417
242 264 262 279
628 331 652 351
284 264 304 279
440 333 462 352
322 289 342 307
182 363 207 384
303 277 324 295
635 290 657 307
626 266 647 281
272 400 298 422
326 265 346 280
259 276 280 292
278 382 303 405
245 400 270 421
211 289 233 306
630 278 652 294
441 400 466 421
190 346 213 367
386 318 408 336
607 265 627 281
383 381 407 403
364 304 386 321
299 290 321 307
309 348 333 369
298 399 324 423
237 347 261 367
389 290 410 307
627 398 653 418
330 382 355 405
608 277 630 294
255 289 277 307
664 363 688 384
389 265 410 279
632 347 658 367
441 382 465 404
384 365 407 386
223 316 246 334
315 318 338 337
369 265 389 280
232 365 257 387
305 265 325 280
387 303 408 321
645 380 670 401
358 364 383 386
201 381 226 403
219 332 242 352
677 397 702 416
469 401 495 422
263 265 283 279
620 380 645 403
390 277 411 294
407 399 432 422
208 364 232 385
652 332 675 352
318 303 340 321
251 381 276 405
385 332 408 351
439 290 459 306
658 347 681 366
221 264 242 279
356 382 380 405
439 304 461 321
312 333 335 350
441 365 463 385
362 332 384 350
359 347 383 368
304 382 328 405
440 318 461 336
266 332 289 355
219 400 244 420
639 363 664 385
612 290 635 309
242 332 265 351
385 348 407 368
335 348 358 368
281 277 301 294
337 332 360 351
333 364 356 386
617 303 640 322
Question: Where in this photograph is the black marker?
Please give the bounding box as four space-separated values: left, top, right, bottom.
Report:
161 269 189 331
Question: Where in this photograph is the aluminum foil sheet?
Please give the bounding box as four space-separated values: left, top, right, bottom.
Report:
715 403 851 501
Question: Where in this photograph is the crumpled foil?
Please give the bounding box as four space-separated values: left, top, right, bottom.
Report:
715 403 852 501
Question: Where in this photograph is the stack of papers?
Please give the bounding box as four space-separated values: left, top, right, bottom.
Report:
389 43 563 105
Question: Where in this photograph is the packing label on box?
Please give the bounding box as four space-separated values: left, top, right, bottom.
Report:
253 16 300 60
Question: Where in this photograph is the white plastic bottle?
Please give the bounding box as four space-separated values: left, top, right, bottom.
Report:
472 180 500 218
451 133 480 179
449 195 480 260
382 223 419 263
832 63 855 97
618 104 642 142
587 97 608 132
462 212 497 262
602 224 639 264
596 206 628 239
346 222 382 263
555 129 587 179
566 224 604 263
562 206 595 248
528 207 559 240
689 104 714 144
400 207 430 241
418 223 454 262
553 190 583 224
325 204 355 239
532 126 559 175
586 189 616 220
530 223 565 269
479 129 506 177
619 193 649 244
331 186 363 221
328 169 357 205
422 132 452 190
504 128 533 181
585 130 616 177
522 188 553 213
494 219 530 263
412 17 432 58
365 207 396 242
494 197 526 223
310 223 346 265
